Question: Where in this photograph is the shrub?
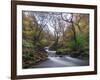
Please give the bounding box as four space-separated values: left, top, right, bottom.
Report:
56 48 71 55
22 39 34 48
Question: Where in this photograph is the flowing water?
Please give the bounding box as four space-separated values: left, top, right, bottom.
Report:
31 47 89 68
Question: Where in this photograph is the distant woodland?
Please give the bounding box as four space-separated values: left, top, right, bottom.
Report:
22 11 89 68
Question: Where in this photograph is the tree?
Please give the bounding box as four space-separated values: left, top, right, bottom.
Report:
61 13 78 49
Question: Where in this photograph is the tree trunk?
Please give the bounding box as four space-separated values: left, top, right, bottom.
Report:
71 23 77 49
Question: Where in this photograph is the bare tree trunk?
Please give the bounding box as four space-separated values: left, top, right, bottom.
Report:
71 23 77 47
